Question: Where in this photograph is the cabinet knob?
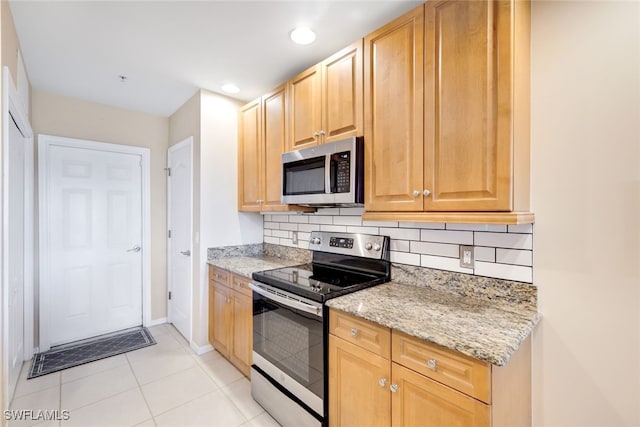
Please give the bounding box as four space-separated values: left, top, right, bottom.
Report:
351 328 359 336
319 130 326 136
378 378 387 387
313 132 320 138
390 384 399 393
423 189 431 197
427 359 437 370
412 190 420 198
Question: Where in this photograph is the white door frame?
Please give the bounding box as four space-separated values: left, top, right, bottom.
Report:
167 137 193 342
2 67 33 408
38 134 152 352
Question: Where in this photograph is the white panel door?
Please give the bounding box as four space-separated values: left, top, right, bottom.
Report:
7 118 25 398
45 144 143 346
168 138 192 340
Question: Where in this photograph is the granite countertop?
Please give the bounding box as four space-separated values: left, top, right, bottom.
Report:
326 282 540 366
207 256 302 279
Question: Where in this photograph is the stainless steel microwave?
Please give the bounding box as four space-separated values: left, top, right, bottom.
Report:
281 137 364 206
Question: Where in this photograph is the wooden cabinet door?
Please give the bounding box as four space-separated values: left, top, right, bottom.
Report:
288 65 321 150
424 0 513 211
210 281 231 358
230 289 252 377
321 40 363 143
391 363 489 427
364 5 425 212
262 84 287 209
238 98 262 211
329 335 391 427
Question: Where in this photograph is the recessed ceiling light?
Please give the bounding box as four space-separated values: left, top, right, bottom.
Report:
290 27 316 45
221 83 240 94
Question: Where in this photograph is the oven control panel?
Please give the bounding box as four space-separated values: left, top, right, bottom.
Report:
308 231 389 260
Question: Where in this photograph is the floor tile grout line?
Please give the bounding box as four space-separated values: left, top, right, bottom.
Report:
126 351 158 427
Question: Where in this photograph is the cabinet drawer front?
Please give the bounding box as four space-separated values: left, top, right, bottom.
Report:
231 274 252 297
329 309 390 358
209 266 230 285
392 331 491 403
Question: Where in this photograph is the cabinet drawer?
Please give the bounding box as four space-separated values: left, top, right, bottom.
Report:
392 331 491 403
329 309 390 358
209 266 230 285
231 274 252 298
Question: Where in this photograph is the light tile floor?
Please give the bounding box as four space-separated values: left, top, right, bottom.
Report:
8 324 280 427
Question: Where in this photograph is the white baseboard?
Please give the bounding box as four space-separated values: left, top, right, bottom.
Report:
147 317 168 327
190 342 214 355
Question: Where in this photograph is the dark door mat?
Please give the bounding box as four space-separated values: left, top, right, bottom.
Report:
28 327 156 379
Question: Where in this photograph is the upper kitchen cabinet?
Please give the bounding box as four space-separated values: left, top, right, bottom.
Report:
238 85 314 212
238 98 262 211
288 40 363 151
364 0 533 224
363 5 425 212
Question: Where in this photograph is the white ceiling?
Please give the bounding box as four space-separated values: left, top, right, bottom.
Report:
9 0 423 117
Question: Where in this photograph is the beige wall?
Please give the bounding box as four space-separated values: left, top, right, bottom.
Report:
2 0 19 85
31 90 170 321
531 1 640 425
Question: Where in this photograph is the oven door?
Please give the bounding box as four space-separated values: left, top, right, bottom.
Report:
250 282 324 420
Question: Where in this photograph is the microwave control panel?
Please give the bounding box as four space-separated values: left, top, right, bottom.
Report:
333 151 350 193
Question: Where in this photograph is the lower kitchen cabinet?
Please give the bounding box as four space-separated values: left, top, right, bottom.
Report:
328 309 531 427
208 266 252 377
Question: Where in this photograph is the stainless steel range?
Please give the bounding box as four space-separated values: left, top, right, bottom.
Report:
250 231 391 427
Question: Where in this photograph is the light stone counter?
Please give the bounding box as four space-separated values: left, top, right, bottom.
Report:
207 256 302 279
326 282 540 366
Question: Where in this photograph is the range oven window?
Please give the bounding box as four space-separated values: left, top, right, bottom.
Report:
283 156 325 195
253 292 324 399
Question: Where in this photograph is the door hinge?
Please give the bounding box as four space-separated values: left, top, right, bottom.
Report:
168 229 171 238
168 291 172 300
165 167 171 177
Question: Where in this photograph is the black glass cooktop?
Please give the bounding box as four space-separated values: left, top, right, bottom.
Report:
252 263 387 303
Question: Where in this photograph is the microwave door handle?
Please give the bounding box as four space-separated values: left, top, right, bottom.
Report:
325 154 332 194
249 283 322 317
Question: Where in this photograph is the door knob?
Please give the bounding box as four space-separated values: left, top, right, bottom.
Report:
180 250 191 256
127 245 141 252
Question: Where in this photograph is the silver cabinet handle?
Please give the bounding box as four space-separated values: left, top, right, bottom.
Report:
423 189 431 197
319 130 326 136
390 384 399 393
412 190 420 198
180 250 191 256
427 359 437 370
351 328 359 336
313 132 320 138
127 245 141 252
378 378 387 387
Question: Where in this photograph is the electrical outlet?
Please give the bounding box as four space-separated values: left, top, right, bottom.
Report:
459 245 474 269
292 231 298 245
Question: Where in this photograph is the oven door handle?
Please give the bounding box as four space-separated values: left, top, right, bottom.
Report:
249 283 323 318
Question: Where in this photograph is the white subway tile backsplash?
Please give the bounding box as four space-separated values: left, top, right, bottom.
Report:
320 224 348 232
421 255 472 274
346 226 380 235
475 247 496 262
333 216 363 226
272 230 290 239
410 241 459 258
339 207 365 216
380 227 420 241
446 223 507 232
288 215 309 224
390 240 410 252
363 220 398 227
421 229 473 245
475 261 532 283
391 251 421 266
280 223 298 231
496 248 533 266
309 216 333 224
263 213 534 283
475 232 533 250
508 224 534 234
399 222 445 229
298 223 321 232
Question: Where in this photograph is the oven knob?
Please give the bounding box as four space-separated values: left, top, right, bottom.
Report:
373 243 381 252
311 237 321 245
365 242 373 250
